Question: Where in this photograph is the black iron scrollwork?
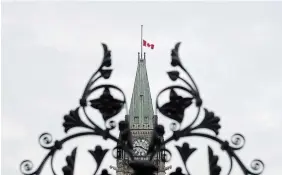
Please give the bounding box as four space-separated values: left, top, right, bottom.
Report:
154 42 264 175
20 42 264 175
100 169 111 175
63 108 93 133
170 167 186 175
175 143 196 175
89 146 109 175
20 43 129 175
208 146 221 175
158 89 193 124
62 148 77 175
193 109 221 135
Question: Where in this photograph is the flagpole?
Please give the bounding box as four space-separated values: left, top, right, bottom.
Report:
141 25 143 59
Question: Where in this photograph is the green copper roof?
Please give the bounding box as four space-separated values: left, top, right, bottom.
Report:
129 57 154 129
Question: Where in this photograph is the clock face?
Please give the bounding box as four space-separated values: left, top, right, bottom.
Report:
133 138 149 156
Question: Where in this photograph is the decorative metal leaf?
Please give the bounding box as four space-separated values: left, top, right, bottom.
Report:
118 121 133 150
118 120 129 132
194 108 221 135
147 125 165 155
155 124 165 137
208 146 221 175
129 160 158 175
90 87 124 121
62 148 77 175
63 107 88 133
167 71 180 81
159 89 193 123
100 169 111 175
195 96 203 107
171 42 182 67
176 143 197 164
170 167 185 175
89 146 109 175
100 69 112 79
102 43 111 67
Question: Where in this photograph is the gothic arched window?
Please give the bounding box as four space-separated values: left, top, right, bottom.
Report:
134 116 139 123
144 116 148 123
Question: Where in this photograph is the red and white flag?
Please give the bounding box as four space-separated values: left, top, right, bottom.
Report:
143 40 154 49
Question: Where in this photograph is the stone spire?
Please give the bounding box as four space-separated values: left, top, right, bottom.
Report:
128 56 155 129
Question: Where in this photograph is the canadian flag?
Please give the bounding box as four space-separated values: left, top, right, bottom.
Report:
143 40 154 49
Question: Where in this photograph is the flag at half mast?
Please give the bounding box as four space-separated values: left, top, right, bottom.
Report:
140 25 154 60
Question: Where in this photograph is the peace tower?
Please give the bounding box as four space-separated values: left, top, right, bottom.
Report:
112 54 167 175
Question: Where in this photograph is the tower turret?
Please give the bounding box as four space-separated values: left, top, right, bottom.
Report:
128 55 156 130
116 53 165 175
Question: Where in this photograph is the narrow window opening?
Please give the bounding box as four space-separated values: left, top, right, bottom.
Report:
134 116 139 123
144 116 149 123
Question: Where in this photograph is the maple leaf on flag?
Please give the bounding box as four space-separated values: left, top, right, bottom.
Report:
143 40 154 49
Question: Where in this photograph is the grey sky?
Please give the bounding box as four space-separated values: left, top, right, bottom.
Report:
2 2 282 175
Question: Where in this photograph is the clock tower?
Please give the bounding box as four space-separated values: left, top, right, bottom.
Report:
115 54 166 175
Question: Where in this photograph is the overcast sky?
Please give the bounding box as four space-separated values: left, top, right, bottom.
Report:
2 1 282 175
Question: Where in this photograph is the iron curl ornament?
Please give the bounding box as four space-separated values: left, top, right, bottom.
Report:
20 44 132 175
153 42 265 175
19 42 265 175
